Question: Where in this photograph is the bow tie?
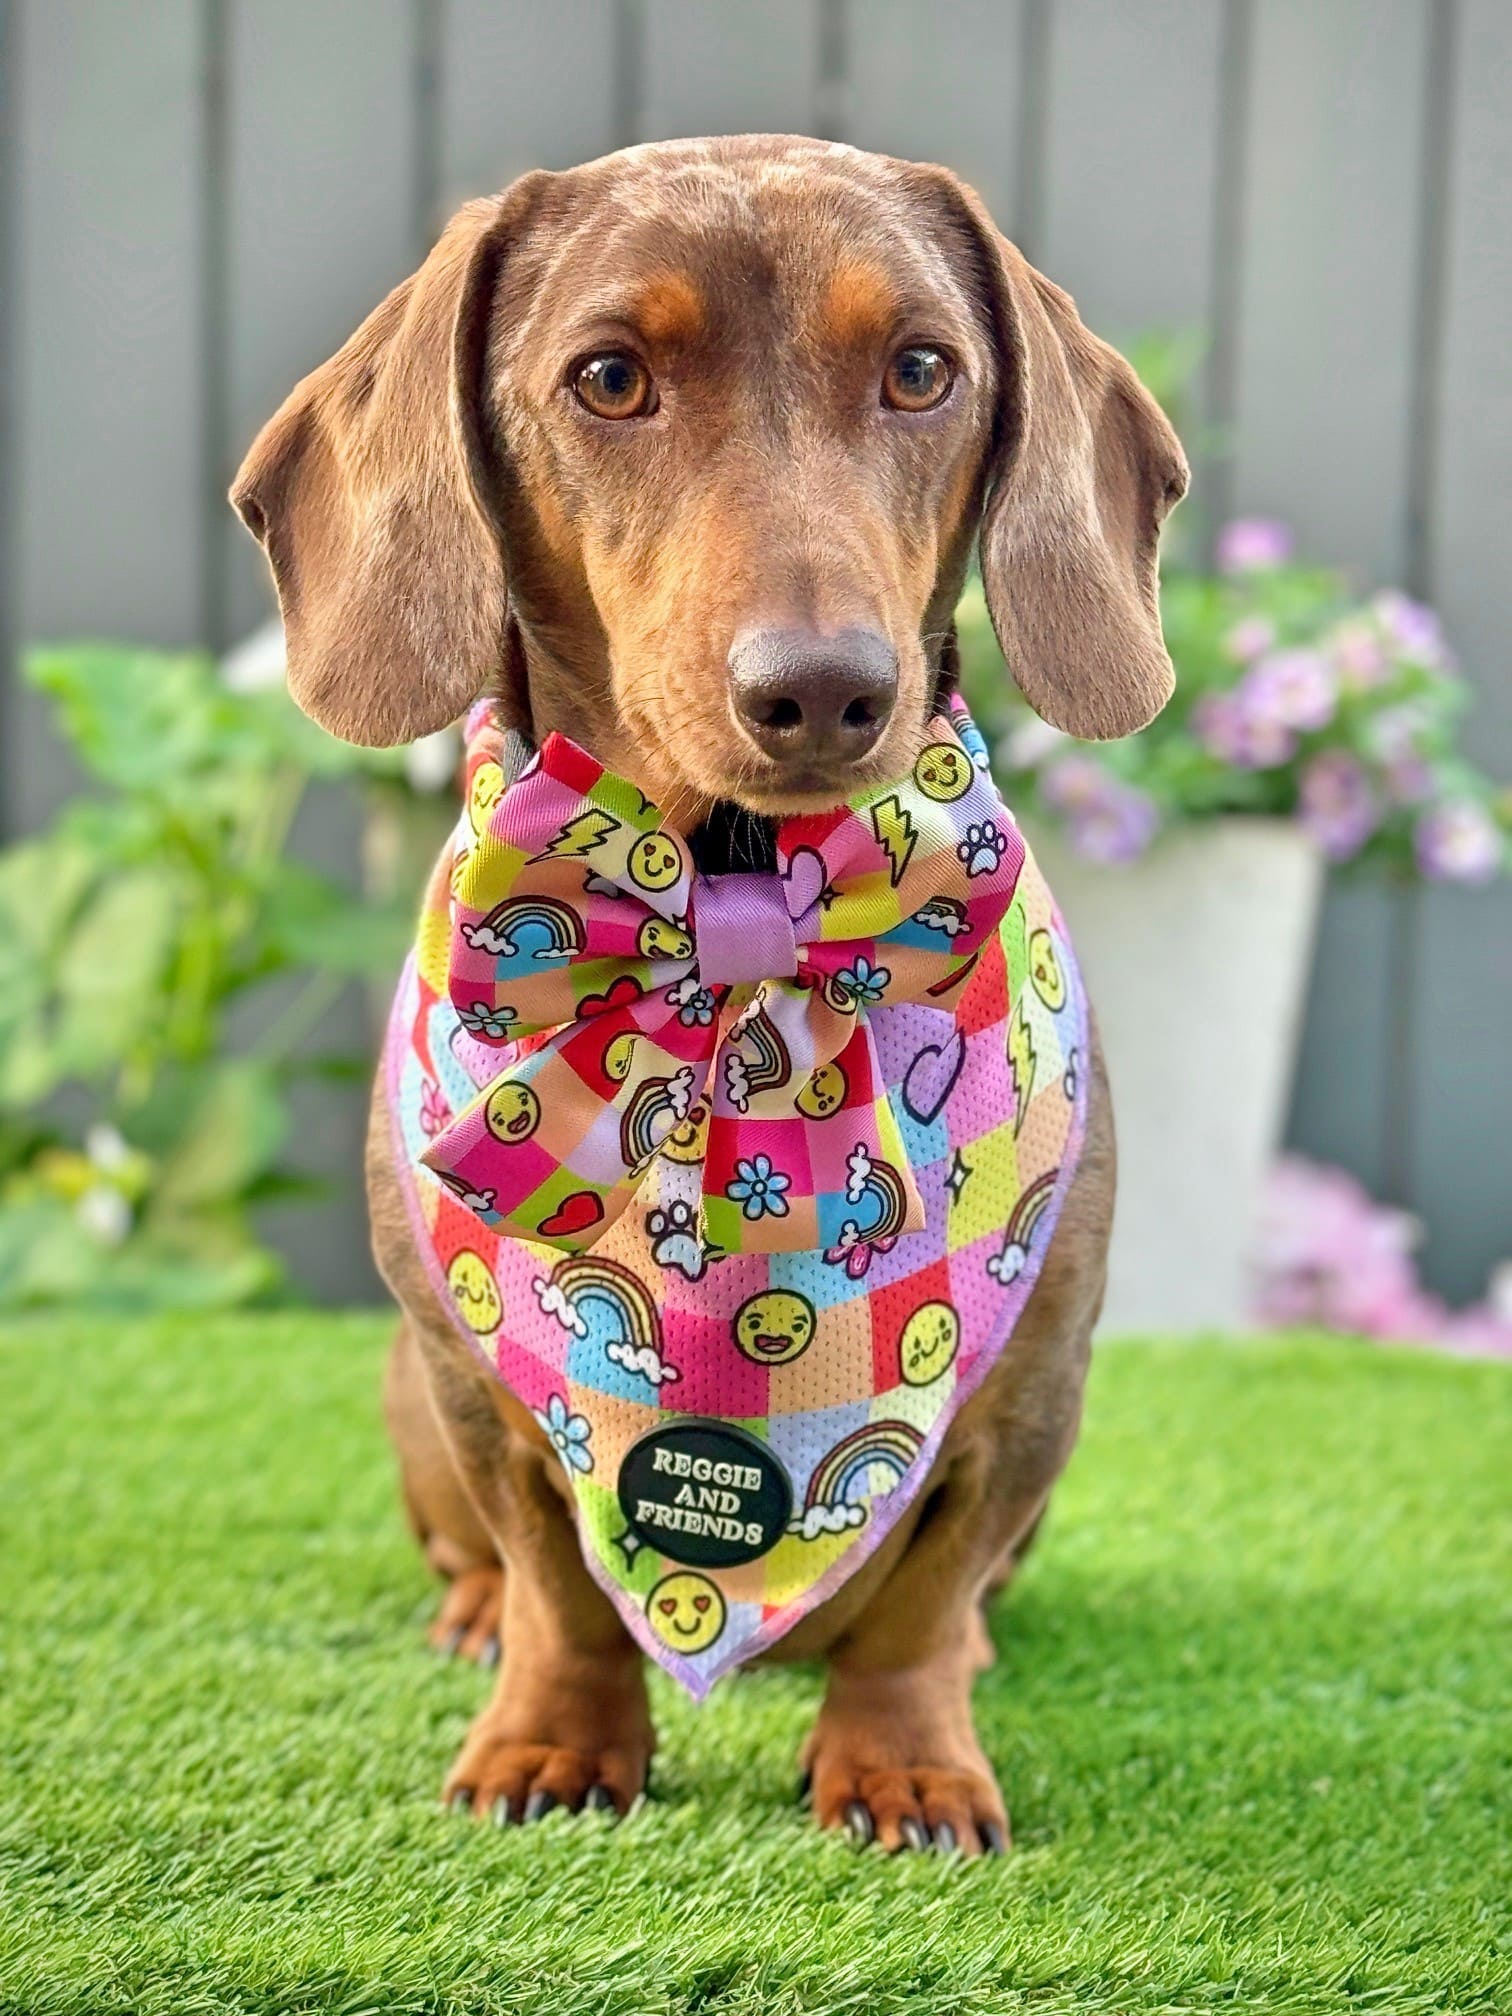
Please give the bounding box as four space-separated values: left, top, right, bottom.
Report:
421 704 1022 1255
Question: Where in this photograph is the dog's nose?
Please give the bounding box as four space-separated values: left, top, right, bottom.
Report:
729 628 898 765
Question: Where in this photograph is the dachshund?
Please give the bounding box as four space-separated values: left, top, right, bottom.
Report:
233 134 1185 1856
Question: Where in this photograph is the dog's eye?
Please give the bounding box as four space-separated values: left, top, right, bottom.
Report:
574 353 655 419
883 346 953 413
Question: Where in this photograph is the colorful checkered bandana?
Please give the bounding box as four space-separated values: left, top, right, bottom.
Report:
387 697 1088 1695
421 709 1022 1256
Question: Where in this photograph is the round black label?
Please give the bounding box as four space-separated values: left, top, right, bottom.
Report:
618 1419 792 1568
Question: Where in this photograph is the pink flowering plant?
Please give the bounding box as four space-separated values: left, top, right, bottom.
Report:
957 518 1510 880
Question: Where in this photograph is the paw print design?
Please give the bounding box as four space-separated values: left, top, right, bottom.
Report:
956 820 1008 879
646 1199 712 1282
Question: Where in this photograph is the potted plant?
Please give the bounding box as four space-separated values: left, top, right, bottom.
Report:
957 518 1510 1333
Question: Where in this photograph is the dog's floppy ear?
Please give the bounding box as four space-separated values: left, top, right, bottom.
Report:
929 176 1188 740
230 179 545 746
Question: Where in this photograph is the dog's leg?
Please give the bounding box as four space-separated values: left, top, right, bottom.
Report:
369 1080 654 1819
803 1041 1114 1856
384 1319 504 1663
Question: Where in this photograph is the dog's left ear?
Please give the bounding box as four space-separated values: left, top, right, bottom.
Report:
924 173 1189 740
230 176 548 746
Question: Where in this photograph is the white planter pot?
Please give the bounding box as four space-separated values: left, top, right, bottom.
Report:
1023 816 1325 1335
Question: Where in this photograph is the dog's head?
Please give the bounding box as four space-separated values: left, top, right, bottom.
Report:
233 136 1186 826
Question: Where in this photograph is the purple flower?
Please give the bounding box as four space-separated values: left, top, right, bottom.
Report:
1372 589 1451 669
1040 756 1158 862
1071 787 1158 863
1325 618 1389 692
1414 801 1503 885
1192 691 1297 771
1298 752 1380 862
1243 649 1338 733
1370 706 1434 806
1222 616 1276 664
1216 517 1294 574
1039 754 1106 813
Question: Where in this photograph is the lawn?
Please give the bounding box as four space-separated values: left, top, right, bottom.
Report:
0 1315 1506 2016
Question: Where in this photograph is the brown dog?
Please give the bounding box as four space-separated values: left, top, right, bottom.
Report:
233 135 1185 1856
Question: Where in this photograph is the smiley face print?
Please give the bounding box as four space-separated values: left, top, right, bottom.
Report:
628 831 684 893
484 1079 542 1145
447 1249 502 1335
1027 927 1066 1011
637 914 694 961
659 1104 709 1165
794 1060 847 1119
899 1300 960 1386
467 760 506 836
734 1290 816 1366
646 1571 726 1653
913 741 973 802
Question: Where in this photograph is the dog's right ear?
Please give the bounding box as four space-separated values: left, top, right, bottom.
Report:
230 178 546 746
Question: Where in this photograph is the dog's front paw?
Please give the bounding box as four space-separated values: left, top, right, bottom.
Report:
802 1677 1009 1856
443 1665 653 1824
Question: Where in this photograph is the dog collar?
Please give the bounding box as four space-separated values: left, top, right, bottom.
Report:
386 699 1088 1695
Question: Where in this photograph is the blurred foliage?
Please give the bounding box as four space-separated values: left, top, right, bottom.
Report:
0 646 413 1311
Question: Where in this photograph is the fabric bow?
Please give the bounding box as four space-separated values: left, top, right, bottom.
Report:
421 703 1023 1254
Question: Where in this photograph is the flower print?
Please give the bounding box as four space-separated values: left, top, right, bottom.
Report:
418 1079 452 1139
1298 752 1380 863
678 986 717 1027
1215 517 1293 573
532 1392 594 1474
458 998 517 1041
726 1154 791 1221
824 1228 898 1280
833 954 890 1007
1414 801 1503 885
957 819 1009 877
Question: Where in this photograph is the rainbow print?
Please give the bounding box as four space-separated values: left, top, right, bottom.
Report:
848 1154 911 1242
619 1071 692 1172
547 1255 662 1353
986 1167 1058 1285
464 895 585 963
732 1005 792 1100
804 1419 924 1512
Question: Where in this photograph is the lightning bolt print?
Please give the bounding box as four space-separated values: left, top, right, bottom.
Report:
1007 1000 1037 1136
870 794 918 887
532 809 622 860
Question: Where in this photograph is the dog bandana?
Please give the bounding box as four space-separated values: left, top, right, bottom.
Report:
386 697 1088 1696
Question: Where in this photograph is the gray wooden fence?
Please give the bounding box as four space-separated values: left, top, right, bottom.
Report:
2 0 1508 1304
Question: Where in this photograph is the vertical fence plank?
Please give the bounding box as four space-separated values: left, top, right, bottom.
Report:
220 0 422 1301
1231 0 1433 1216
441 0 620 206
844 0 1027 225
1231 0 1432 583
8 0 209 832
222 0 420 644
1410 0 1512 1300
638 0 820 138
1039 0 1226 338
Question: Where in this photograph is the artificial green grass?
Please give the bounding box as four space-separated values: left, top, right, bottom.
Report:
0 1316 1506 2016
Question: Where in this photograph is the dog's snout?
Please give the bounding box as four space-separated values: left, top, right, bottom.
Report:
729 628 898 766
